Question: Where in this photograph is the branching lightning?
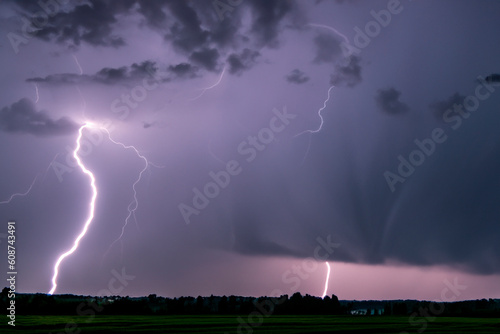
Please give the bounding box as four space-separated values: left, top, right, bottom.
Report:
49 123 97 295
0 174 39 205
190 66 226 101
101 128 152 257
1 153 60 205
321 262 331 298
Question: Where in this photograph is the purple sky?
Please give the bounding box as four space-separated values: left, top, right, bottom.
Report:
1 0 500 300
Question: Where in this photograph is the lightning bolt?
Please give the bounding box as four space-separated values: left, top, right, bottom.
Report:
0 174 39 205
296 85 335 137
1 153 59 205
49 123 97 295
34 83 40 103
99 128 163 261
72 54 83 75
321 262 331 298
308 23 350 45
190 66 226 101
102 129 149 253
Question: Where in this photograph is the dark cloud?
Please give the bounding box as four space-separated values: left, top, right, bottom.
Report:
248 0 296 47
166 0 209 53
429 92 466 120
27 73 83 84
375 88 410 114
136 0 168 29
226 48 261 75
209 15 242 48
27 61 161 85
485 74 500 84
189 48 220 72
329 56 362 87
285 69 310 84
0 98 78 136
313 33 342 64
22 0 133 48
168 63 200 78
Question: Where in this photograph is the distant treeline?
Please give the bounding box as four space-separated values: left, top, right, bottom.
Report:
2 287 499 317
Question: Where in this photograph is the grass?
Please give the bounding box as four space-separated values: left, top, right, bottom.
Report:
1 315 499 333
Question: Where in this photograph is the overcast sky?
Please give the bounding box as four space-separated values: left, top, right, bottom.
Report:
1 0 500 301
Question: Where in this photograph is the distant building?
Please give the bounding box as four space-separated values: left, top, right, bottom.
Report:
350 308 384 315
350 309 367 315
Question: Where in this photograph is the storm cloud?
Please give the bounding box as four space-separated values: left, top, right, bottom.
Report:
329 56 362 87
285 69 310 84
375 88 409 114
0 98 78 136
429 92 466 120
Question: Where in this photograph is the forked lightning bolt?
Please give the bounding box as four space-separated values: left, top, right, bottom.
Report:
49 123 160 293
49 123 97 295
101 128 159 258
321 262 331 298
1 153 60 205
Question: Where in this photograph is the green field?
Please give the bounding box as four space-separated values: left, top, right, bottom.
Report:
1 315 499 333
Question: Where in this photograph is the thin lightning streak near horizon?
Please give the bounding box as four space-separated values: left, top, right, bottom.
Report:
321 262 331 298
49 123 97 295
190 67 226 101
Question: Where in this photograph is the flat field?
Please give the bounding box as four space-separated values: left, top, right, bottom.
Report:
2 315 499 333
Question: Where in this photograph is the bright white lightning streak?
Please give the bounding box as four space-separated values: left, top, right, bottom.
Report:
321 262 331 298
0 175 39 205
190 67 226 101
49 123 97 295
308 23 350 45
296 85 335 137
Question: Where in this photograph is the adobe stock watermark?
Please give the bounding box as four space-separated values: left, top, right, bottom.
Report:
178 106 296 224
401 277 467 334
340 0 410 62
229 235 340 334
49 267 135 334
212 0 243 22
384 76 496 192
6 0 68 54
